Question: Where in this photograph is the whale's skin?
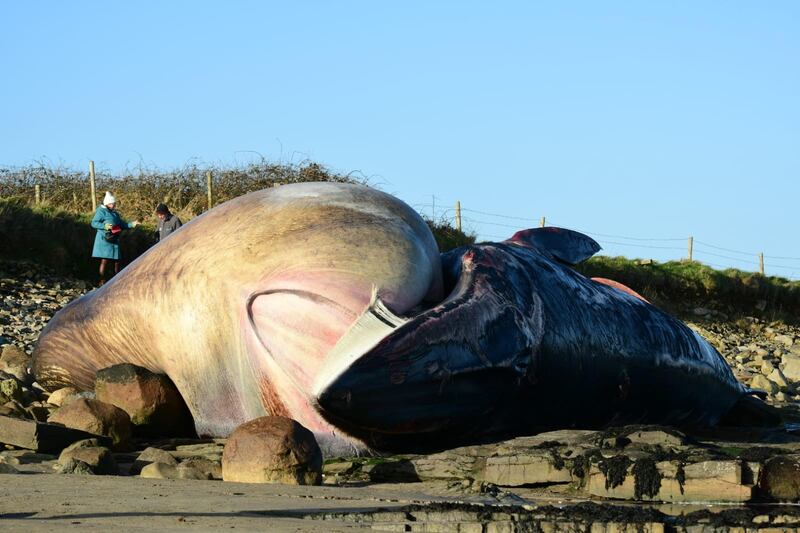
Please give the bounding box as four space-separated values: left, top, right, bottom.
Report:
316 229 750 452
32 182 443 441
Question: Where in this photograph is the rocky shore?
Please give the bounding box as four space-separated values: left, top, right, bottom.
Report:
3 259 800 531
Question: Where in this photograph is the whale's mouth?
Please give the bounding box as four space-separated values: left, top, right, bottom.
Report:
312 245 545 452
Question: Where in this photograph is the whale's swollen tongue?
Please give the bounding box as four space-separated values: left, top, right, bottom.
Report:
248 288 358 393
244 270 428 433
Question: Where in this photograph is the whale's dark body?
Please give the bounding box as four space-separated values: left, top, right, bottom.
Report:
317 227 764 452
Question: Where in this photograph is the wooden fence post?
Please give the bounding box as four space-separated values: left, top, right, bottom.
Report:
34 184 41 205
540 216 546 228
455 201 462 232
89 160 97 211
206 170 213 210
688 236 693 262
759 253 765 275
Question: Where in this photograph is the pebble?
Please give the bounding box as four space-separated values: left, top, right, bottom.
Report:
0 261 88 356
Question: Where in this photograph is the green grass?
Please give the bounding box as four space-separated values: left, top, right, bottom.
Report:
577 255 800 321
0 197 156 280
424 217 476 252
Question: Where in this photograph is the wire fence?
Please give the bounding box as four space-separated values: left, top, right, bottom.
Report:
411 201 800 281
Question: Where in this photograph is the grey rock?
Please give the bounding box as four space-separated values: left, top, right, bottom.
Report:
46 387 79 407
61 438 106 453
775 334 795 347
0 414 111 453
0 450 56 465
180 457 221 480
0 345 29 383
140 461 211 480
768 368 791 391
57 458 95 475
131 447 178 475
139 462 178 479
48 398 132 449
0 462 20 474
782 355 800 382
751 374 779 395
624 429 686 447
58 446 118 475
0 379 23 403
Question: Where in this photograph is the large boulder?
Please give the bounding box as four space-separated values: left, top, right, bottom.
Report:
48 398 132 449
94 364 194 437
0 345 30 384
782 355 800 383
0 415 108 453
58 443 118 475
222 416 322 485
759 454 800 501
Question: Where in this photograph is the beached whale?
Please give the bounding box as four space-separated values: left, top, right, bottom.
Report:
32 182 771 453
315 227 774 451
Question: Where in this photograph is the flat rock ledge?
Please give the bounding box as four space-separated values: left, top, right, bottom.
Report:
325 426 800 505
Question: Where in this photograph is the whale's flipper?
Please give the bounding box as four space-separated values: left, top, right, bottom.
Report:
508 227 600 265
719 393 782 427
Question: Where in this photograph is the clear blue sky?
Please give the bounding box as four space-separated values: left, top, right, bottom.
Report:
2 2 798 278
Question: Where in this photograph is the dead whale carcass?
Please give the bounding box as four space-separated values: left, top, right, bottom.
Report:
315 227 775 451
32 183 771 453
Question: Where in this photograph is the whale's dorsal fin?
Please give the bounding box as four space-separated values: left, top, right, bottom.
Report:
508 227 601 265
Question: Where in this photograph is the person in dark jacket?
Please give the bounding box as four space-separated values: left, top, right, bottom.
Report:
91 191 140 285
155 203 182 242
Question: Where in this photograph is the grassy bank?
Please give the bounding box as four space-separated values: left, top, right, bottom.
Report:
0 198 156 280
577 256 800 321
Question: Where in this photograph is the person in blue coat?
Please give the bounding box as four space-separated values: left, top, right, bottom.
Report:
91 191 140 285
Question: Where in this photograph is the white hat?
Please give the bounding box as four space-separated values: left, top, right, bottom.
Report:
102 191 117 206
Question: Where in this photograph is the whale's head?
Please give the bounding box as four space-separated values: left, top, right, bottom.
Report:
313 228 601 451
